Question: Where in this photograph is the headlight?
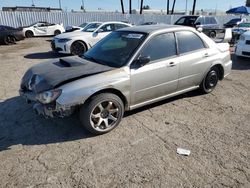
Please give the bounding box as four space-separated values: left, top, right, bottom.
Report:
240 35 245 41
36 89 62 104
58 38 71 43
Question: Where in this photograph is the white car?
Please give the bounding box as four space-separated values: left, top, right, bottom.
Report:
23 22 65 38
235 31 250 58
51 21 132 55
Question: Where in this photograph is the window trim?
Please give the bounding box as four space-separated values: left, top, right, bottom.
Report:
136 32 178 65
175 30 208 56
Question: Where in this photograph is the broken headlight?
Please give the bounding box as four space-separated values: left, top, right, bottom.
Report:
36 89 62 104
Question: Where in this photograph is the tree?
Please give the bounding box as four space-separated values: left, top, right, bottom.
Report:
142 5 150 9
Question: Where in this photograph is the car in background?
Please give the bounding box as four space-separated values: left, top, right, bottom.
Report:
65 22 90 32
139 22 158 25
0 25 24 45
224 18 247 28
51 21 132 55
174 16 220 38
20 25 232 135
235 31 250 58
22 22 65 38
231 23 250 44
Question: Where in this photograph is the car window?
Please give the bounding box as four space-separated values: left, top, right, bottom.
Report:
115 24 129 30
37 23 46 27
176 31 205 54
195 17 204 25
0 26 6 31
140 33 177 62
82 23 101 32
175 17 185 24
211 17 217 24
99 24 115 32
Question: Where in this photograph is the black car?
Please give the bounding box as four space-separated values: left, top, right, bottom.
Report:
0 25 24 45
224 18 242 28
174 16 220 38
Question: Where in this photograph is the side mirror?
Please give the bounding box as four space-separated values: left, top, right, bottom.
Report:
137 56 151 67
195 22 201 27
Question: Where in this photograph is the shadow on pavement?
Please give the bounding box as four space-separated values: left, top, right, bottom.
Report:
232 54 250 70
0 90 202 151
0 96 92 151
24 52 70 59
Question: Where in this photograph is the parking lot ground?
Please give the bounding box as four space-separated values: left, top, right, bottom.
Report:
0 38 249 187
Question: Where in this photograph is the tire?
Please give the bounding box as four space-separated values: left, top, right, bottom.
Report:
3 35 16 45
25 30 34 38
199 67 219 94
70 41 87 56
209 31 216 38
79 93 124 135
54 30 61 36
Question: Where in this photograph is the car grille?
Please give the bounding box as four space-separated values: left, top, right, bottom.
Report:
242 51 250 56
245 40 250 45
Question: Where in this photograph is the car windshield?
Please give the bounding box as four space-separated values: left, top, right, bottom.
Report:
79 23 88 28
82 23 101 32
83 31 146 68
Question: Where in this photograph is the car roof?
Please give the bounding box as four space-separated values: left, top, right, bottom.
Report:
118 24 186 34
101 21 131 25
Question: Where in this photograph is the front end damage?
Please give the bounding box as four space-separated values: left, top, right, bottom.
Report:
19 90 74 118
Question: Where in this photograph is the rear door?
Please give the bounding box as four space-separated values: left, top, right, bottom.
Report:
33 23 48 35
175 31 213 90
130 32 179 106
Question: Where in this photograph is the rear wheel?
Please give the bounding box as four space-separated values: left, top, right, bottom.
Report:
209 31 216 38
3 35 16 45
25 30 34 38
54 30 61 36
79 93 124 135
70 41 87 56
200 67 219 94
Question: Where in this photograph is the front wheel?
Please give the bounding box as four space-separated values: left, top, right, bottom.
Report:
54 30 61 36
79 93 124 135
70 41 87 56
25 30 34 38
209 31 216 38
200 67 219 94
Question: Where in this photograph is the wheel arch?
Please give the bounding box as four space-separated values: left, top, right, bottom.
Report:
85 88 129 110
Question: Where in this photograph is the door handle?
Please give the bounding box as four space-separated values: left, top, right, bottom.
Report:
167 62 176 67
204 53 209 57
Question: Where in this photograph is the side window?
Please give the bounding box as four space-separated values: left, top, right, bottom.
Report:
211 17 217 24
176 31 205 54
176 18 185 24
99 24 115 32
115 24 129 30
140 33 177 62
196 17 204 25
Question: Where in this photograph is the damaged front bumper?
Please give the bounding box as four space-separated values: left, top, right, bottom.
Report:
19 90 74 118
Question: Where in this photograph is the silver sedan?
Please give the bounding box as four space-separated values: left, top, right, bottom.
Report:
20 25 232 134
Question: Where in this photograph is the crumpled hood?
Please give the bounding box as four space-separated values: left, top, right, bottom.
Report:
20 56 114 93
55 31 92 39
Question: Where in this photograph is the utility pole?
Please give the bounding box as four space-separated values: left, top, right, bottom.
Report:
59 0 62 9
185 0 188 15
120 0 125 14
31 0 35 7
192 0 196 15
140 0 144 14
166 0 169 14
129 0 132 14
171 0 176 14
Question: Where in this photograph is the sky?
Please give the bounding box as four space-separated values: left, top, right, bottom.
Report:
0 0 246 12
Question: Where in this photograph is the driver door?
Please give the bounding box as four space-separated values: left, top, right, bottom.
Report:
130 32 179 106
34 23 48 35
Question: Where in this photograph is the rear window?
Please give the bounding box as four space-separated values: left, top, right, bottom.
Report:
176 31 205 54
